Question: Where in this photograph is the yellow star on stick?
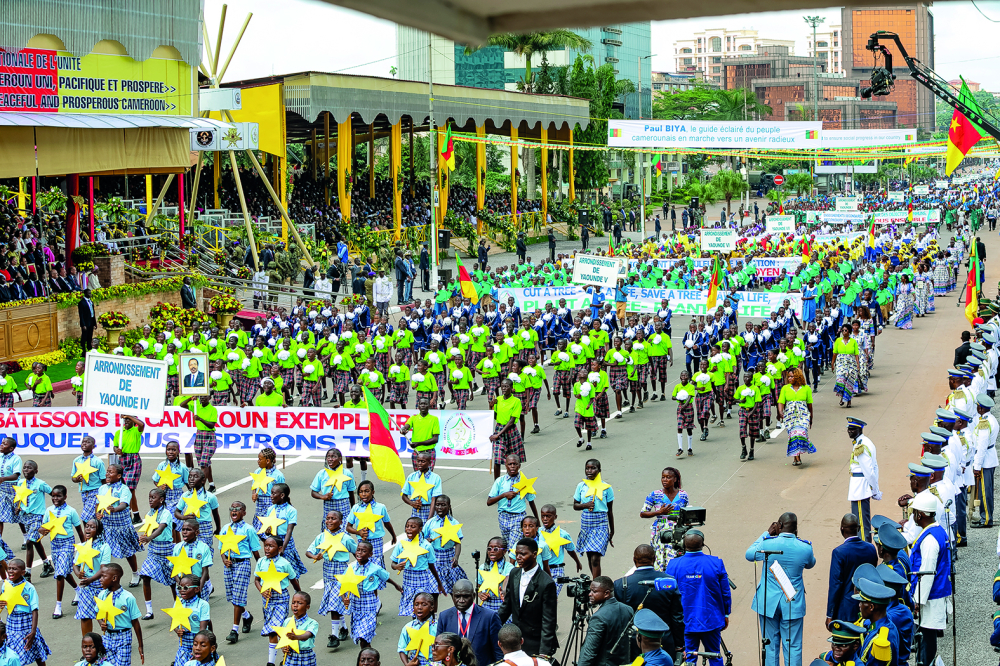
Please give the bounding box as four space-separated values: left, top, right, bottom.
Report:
396 536 428 567
12 480 32 508
167 549 199 577
95 490 120 515
74 539 101 569
406 474 435 502
0 582 27 613
136 513 161 538
95 592 125 626
180 492 208 519
404 620 435 659
479 563 506 597
335 567 366 598
322 466 352 492
512 474 537 498
73 458 98 484
275 616 301 653
433 518 463 546
351 505 384 533
580 472 612 500
249 469 273 494
316 532 350 559
257 509 286 536
40 511 69 539
162 597 194 631
256 560 290 594
540 529 572 557
154 466 182 489
216 528 247 557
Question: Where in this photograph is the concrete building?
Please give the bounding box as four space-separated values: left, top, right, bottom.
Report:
807 24 845 75
651 72 718 93
947 79 980 92
673 29 795 86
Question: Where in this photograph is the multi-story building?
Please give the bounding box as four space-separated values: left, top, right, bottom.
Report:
651 72 719 93
396 24 652 118
673 29 795 86
947 79 980 92
840 3 935 129
807 24 845 75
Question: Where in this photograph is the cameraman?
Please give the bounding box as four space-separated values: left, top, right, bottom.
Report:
664 532 731 666
577 576 634 666
614 545 685 660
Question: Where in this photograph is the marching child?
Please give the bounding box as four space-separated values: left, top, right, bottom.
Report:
185 630 219 666
305 511 356 649
572 458 615 579
420 495 467 594
396 592 437 666
260 483 309 576
172 519 214 601
539 504 582 596
151 442 188 541
218 501 261 644
344 481 396 570
389 517 443 616
341 540 400 648
672 371 697 457
137 487 174 619
476 537 512 614
572 369 598 451
251 448 285 532
171 575 211 666
94 563 144 666
38 484 83 618
254 536 301 666
174 469 221 553
309 449 355 532
1 558 51 666
16 460 53 578
278 592 320 666
73 520 111 634
588 360 611 440
387 351 411 409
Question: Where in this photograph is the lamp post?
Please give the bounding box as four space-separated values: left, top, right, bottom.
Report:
637 53 655 238
803 15 825 123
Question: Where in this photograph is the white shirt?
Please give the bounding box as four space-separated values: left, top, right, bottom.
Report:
914 526 950 629
519 564 539 605
502 650 552 666
973 412 1000 470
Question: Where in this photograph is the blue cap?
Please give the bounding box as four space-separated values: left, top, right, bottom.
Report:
633 608 669 638
978 394 995 408
875 524 907 551
851 563 881 588
871 514 899 532
955 406 975 421
846 417 867 428
921 453 948 470
908 463 933 477
935 409 957 423
826 619 865 644
968 357 983 367
876 563 907 587
921 432 947 446
929 426 952 439
852 578 895 604
948 369 967 378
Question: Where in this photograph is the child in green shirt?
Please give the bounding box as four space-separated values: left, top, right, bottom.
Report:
571 368 597 450
672 370 697 457
388 350 412 409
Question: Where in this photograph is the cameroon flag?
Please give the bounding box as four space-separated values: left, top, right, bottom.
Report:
363 387 406 488
441 125 456 171
455 253 479 304
706 254 722 310
946 79 983 175
965 240 980 325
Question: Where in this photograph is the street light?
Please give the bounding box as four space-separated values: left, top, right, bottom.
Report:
803 15 825 123
637 54 656 237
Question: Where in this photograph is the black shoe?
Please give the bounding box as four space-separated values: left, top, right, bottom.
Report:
52 611 62 619
40 561 54 578
973 522 994 529
740 448 747 461
638 401 644 409
226 630 239 644
327 634 340 649
242 613 254 633
585 444 592 450
650 394 658 401
748 450 755 461
956 541 969 547
338 627 349 641
576 439 584 448
699 431 708 441
141 612 154 621
132 513 142 525
622 400 630 407
23 572 30 582
71 599 78 607
628 406 635 413
531 425 540 434
209 484 217 492
599 430 607 439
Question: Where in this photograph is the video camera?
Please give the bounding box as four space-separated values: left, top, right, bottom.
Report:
556 574 593 619
657 506 707 555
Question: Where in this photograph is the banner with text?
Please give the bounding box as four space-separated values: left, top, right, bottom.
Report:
836 197 860 212
572 255 625 288
81 352 167 419
766 215 796 234
608 119 823 149
701 229 737 252
819 129 916 148
625 287 802 317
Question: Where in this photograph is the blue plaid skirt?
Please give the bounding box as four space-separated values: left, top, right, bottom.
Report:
176 630 195 666
323 497 352 531
199 520 215 553
103 627 132 666
551 565 565 596
410 503 431 522
399 567 437 617
366 535 387 575
576 511 610 555
481 592 502 614
75 582 102 620
282 536 309 576
224 558 253 608
253 495 274 532
80 489 99 522
0 486 16 523
319 559 348 614
51 536 75 577
20 512 42 542
139 540 175 587
105 515 143 559
284 649 317 666
260 587 290 636
0 537 11 560
166 488 184 529
349 591 379 643
498 511 525 549
434 546 468 594
8 611 51 663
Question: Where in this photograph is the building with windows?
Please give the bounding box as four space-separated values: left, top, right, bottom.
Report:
807 24 844 75
673 29 795 86
651 72 719 93
396 24 652 118
947 79 980 92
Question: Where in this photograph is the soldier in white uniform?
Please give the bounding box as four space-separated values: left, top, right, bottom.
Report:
944 369 974 412
972 393 999 528
900 463 933 545
982 332 999 397
948 406 977 546
847 417 880 542
921 453 957 542
966 357 987 397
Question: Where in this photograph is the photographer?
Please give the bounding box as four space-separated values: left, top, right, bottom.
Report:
577 576 634 666
614 545 684 660
664 532 731 666
499 538 558 657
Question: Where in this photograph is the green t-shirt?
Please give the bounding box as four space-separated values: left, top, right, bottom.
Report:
211 371 233 392
255 391 284 407
406 413 440 450
26 374 52 394
777 384 813 405
494 394 522 425
672 382 696 404
188 402 218 431
114 427 143 454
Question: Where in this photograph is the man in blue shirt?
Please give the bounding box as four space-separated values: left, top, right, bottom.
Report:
614 279 628 328
665 531 731 666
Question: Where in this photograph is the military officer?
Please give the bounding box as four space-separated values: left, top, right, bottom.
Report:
817 619 864 665
898 463 933 544
853 578 900 666
948 406 976 545
944 369 973 412
921 453 957 541
972 393 999 528
875 563 913 664
847 417 881 542
630 608 679 666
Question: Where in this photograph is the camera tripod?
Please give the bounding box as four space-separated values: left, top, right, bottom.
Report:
556 596 591 666
690 637 733 666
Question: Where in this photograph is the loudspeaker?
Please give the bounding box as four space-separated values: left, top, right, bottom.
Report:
437 229 452 249
578 210 590 226
690 197 699 209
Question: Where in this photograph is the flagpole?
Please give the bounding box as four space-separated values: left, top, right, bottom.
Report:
428 35 439 291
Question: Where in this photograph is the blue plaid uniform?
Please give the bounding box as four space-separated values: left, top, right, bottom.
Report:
198 521 215 553
550 565 566 595
399 567 437 617
8 610 51 664
282 536 309 576
102 628 133 666
498 511 525 549
103 490 142 558
80 489 99 522
284 650 317 666
260 588 290 636
410 503 431 522
252 494 273 533
176 630 195 666
20 513 42 542
318 559 348 615
367 535 386 571
165 488 184 528
433 546 468 594
51 535 75 578
223 557 253 607
349 591 380 644
576 511 610 555
138 540 175 587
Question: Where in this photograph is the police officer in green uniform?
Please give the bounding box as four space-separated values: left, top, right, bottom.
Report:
817 619 864 665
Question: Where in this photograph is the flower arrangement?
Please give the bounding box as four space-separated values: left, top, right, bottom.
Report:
75 261 94 272
58 337 83 360
150 301 182 321
340 294 366 308
209 294 242 315
0 297 45 310
308 299 326 312
18 350 67 368
98 311 131 328
236 266 251 280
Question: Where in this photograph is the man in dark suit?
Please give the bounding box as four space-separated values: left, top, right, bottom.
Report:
578 576 635 666
516 232 527 264
547 227 557 264
419 244 430 291
180 277 197 309
477 239 491 269
825 513 878 628
303 264 316 297
955 331 973 367
438 580 501 666
614 544 685 659
260 244 274 270
78 288 97 353
499 538 559 657
394 250 408 305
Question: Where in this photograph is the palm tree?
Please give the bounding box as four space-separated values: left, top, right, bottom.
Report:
785 172 814 197
714 88 772 121
766 187 788 213
710 169 749 215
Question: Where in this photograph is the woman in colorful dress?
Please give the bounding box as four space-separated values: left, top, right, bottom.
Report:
932 251 950 296
776 368 815 467
832 324 860 408
850 319 872 394
894 274 915 330
639 467 688 570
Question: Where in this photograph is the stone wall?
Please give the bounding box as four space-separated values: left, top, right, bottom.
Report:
93 255 125 290
57 287 203 341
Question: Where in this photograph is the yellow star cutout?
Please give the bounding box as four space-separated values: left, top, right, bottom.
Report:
216 527 247 556
167 548 200 577
540 528 572 557
479 563 506 597
275 616 301 653
249 469 273 494
257 509 286 536
180 492 208 519
95 489 120 515
40 511 69 539
580 472 612 500
351 505 384 533
12 480 32 508
95 592 126 626
322 466 351 492
73 458 98 484
406 474 435 502
137 513 161 537
404 620 435 659
513 474 538 498
433 518 463 546
335 567 367 598
155 466 182 489
74 539 102 569
396 536 429 567
316 532 350 559
162 597 194 632
256 560 290 594
0 582 27 613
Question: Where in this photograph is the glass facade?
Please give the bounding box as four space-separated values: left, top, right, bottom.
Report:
851 9 916 68
453 44 505 89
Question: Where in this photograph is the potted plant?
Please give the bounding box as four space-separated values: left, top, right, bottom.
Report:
209 294 242 328
97 311 131 343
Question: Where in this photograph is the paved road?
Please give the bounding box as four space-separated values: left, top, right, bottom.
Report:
15 227 996 666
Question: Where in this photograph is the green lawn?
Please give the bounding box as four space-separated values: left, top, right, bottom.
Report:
13 359 80 387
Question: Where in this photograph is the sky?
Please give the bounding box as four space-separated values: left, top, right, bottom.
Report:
205 0 1000 89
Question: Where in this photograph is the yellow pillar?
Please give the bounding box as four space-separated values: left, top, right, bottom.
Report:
324 112 331 206
311 128 317 182
475 126 486 234
369 123 375 199
213 153 220 208
540 127 548 226
279 153 288 244
337 118 353 220
568 129 576 203
145 174 153 214
510 127 518 225
391 122 402 241
17 177 25 216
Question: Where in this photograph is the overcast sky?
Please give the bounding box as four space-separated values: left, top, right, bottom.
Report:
205 0 1000 89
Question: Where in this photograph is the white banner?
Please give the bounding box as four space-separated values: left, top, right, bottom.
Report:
731 257 803 278
812 232 864 245
572 255 625 288
608 120 822 149
499 285 595 313
821 211 866 224
888 192 905 203
701 229 737 252
82 352 167 419
766 215 796 234
914 185 930 195
836 197 860 211
0 408 494 460
624 287 802 318
935 180 949 189
819 129 916 148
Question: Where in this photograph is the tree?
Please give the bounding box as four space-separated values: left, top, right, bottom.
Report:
653 86 726 121
709 169 748 215
766 188 788 210
686 180 720 207
785 172 814 197
713 88 772 120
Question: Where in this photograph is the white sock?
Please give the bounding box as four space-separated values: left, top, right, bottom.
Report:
130 573 140 585
331 619 342 633
242 610 251 619
268 644 277 664
145 600 153 613
687 434 693 449
54 601 62 614
358 470 367 483
73 590 79 601
677 434 683 450
232 624 239 632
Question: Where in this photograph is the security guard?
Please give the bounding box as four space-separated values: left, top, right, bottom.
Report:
876 563 913 664
847 417 881 542
972 393 999 528
817 619 865 665
629 608 679 666
944 369 973 412
853 578 899 666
